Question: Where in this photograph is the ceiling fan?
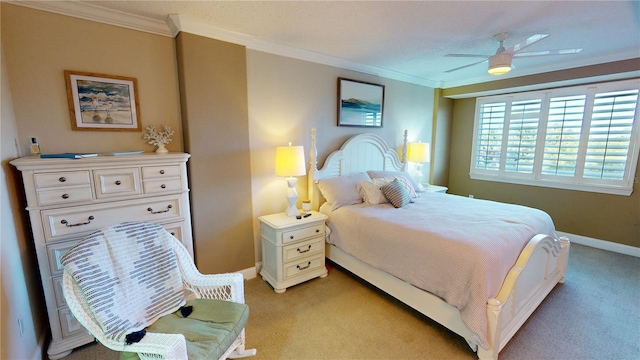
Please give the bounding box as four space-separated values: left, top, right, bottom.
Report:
444 33 582 75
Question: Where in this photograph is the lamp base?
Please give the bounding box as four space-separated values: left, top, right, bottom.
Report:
284 177 300 217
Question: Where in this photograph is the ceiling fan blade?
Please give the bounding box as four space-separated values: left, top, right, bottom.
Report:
513 48 583 57
510 34 549 53
444 59 488 73
444 54 491 58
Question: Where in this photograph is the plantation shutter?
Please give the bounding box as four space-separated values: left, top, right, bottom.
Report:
541 95 586 177
584 89 639 180
475 102 506 171
505 99 541 173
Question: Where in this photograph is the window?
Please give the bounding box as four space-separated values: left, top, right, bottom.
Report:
470 79 640 196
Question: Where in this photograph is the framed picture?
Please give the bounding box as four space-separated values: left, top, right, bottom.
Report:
65 70 141 131
337 78 384 127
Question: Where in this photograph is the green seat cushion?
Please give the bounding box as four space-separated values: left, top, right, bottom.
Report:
121 299 249 360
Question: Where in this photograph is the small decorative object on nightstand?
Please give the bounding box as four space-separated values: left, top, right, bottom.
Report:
423 184 448 193
259 211 328 293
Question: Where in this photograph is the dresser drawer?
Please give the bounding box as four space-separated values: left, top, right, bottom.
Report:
284 255 324 280
282 237 323 263
47 241 80 276
34 171 90 188
42 195 184 241
94 167 142 199
143 178 183 194
281 224 324 244
36 186 93 206
142 165 181 179
52 276 66 308
58 307 90 339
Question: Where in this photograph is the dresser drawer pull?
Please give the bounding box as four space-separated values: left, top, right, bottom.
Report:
316 229 320 233
297 262 311 270
115 180 121 185
61 194 70 199
161 184 166 189
61 216 94 227
59 177 66 182
160 170 165 174
297 245 312 254
147 204 173 214
289 235 294 240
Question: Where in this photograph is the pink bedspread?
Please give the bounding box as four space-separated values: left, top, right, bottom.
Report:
321 193 556 349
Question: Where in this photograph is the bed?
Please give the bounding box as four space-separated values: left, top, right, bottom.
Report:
307 128 570 360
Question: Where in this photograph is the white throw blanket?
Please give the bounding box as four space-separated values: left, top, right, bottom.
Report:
61 222 186 343
321 193 556 350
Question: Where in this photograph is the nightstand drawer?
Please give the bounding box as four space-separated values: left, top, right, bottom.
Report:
283 237 323 263
94 167 142 199
284 255 324 280
281 224 324 244
34 171 90 188
37 186 93 206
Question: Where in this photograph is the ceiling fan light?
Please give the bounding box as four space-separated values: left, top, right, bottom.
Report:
488 53 512 75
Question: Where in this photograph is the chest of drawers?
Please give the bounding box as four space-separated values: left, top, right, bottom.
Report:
258 211 328 293
10 153 193 359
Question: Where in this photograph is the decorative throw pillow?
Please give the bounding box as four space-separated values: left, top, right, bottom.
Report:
317 173 371 211
367 170 424 193
393 176 418 199
380 178 413 208
357 177 395 205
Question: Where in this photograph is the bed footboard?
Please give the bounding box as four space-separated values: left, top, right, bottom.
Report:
479 234 570 360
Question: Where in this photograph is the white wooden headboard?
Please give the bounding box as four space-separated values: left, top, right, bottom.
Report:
308 128 408 210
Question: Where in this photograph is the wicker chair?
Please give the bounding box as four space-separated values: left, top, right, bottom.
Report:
62 222 257 360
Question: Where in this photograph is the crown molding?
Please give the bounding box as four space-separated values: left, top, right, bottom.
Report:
166 14 437 88
9 2 437 87
8 1 172 37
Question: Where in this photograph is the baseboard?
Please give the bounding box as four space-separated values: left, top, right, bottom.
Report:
238 265 258 280
557 231 640 258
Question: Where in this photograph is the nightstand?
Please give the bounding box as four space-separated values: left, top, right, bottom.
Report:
258 211 328 293
423 184 448 193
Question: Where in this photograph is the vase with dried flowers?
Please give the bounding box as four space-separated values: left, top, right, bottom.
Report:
143 125 174 154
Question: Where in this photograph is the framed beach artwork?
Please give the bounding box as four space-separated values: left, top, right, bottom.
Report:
65 70 141 131
337 78 384 127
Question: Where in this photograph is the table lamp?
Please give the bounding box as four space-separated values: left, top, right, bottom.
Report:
275 142 306 216
407 141 430 186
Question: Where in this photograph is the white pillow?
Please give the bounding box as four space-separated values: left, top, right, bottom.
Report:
317 173 371 211
367 170 424 193
357 177 395 205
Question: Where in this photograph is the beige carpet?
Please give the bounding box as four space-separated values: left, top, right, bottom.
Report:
62 243 640 360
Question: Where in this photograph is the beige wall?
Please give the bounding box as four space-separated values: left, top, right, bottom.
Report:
1 35 47 359
449 96 640 247
246 50 435 262
176 33 255 274
2 5 183 155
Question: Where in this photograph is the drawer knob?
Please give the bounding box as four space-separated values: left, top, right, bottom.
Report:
61 194 69 199
147 204 173 214
61 215 94 227
115 180 122 185
297 262 311 270
161 184 166 189
316 229 320 233
290 235 294 240
58 177 66 182
160 170 165 174
297 245 312 254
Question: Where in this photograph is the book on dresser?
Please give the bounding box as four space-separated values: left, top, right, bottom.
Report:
10 152 194 360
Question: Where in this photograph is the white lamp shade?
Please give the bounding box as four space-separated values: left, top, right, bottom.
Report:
407 142 430 163
488 53 512 75
275 144 306 177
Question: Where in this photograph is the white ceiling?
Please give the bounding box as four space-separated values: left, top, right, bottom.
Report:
18 1 640 88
